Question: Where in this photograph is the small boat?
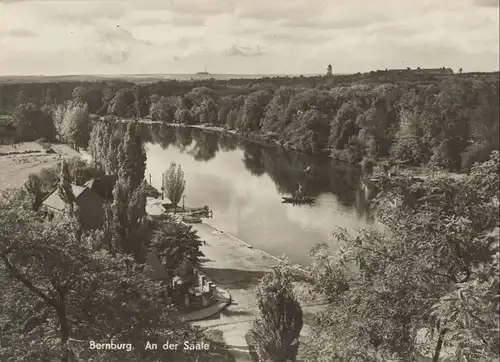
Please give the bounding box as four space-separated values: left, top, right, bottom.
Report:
282 196 315 204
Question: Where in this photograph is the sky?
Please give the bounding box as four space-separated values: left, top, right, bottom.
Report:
0 0 499 75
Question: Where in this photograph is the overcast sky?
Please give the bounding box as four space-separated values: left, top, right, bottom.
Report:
0 0 498 75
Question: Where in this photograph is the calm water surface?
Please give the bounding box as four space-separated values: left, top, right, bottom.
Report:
143 126 379 265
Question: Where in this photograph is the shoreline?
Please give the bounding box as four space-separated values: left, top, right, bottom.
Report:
108 117 332 159
110 118 467 180
190 220 311 276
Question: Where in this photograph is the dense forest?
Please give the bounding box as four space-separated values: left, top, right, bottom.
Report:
0 71 498 171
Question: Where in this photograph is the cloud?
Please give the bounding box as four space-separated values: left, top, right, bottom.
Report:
133 15 206 27
97 48 130 65
0 0 498 75
91 26 153 65
130 0 236 16
177 36 200 49
281 15 392 30
95 26 153 46
36 2 127 25
474 0 499 6
6 28 38 37
225 45 265 57
170 15 206 27
236 1 329 21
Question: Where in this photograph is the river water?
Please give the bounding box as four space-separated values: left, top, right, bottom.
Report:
143 125 379 266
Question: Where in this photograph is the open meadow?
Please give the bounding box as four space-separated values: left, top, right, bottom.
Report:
0 142 80 191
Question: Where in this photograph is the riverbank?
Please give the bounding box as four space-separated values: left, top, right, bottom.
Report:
108 116 330 157
190 222 328 362
112 117 468 181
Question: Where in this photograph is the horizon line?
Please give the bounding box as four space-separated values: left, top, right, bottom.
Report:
0 72 327 77
0 69 498 78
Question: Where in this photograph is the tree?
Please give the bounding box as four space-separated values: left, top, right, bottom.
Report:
150 96 177 122
261 87 298 133
327 64 333 76
459 67 463 74
15 90 27 106
461 79 499 169
149 215 204 280
58 160 75 217
328 99 361 150
390 109 425 165
87 120 106 170
111 179 150 263
301 152 499 361
24 174 44 211
13 103 56 142
104 126 122 175
72 86 88 104
251 266 303 362
163 162 186 207
53 101 90 150
117 121 146 191
238 90 273 132
110 88 136 118
226 109 238 129
0 207 207 362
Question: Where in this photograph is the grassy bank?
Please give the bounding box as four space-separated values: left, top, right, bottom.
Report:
0 142 81 191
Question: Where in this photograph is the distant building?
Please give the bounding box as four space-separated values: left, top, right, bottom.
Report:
379 67 454 76
416 67 454 76
41 184 106 229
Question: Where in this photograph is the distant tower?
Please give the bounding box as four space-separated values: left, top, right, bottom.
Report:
327 64 332 76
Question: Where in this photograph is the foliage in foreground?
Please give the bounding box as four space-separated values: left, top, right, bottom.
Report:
149 214 204 280
251 266 303 362
300 152 499 361
0 199 213 362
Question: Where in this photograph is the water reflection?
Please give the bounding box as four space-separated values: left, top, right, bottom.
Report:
142 124 376 265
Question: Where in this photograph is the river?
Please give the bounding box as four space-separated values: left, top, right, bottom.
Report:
143 125 379 266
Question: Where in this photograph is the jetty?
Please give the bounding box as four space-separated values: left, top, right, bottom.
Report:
144 182 213 222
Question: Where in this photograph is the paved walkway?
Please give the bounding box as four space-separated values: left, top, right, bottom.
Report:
190 222 327 361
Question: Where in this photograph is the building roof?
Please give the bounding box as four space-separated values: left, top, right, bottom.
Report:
42 185 88 212
146 197 167 216
83 176 117 200
144 183 162 198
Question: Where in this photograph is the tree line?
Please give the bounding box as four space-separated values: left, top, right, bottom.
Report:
1 72 498 171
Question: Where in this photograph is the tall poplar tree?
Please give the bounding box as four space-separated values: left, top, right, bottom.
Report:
110 121 149 262
252 267 303 362
58 160 75 217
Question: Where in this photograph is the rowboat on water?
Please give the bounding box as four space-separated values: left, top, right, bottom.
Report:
281 196 315 204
